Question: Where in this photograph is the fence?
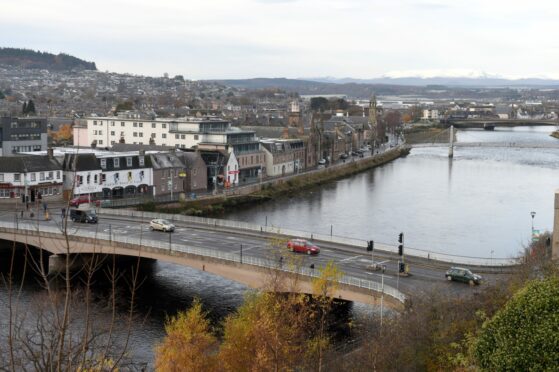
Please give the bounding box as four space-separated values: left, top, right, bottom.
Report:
0 220 406 303
98 208 521 267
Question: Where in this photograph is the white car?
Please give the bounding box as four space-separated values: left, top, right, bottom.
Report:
150 218 175 232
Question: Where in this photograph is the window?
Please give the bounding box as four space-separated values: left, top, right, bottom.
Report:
100 159 107 169
194 135 199 140
40 172 45 181
193 168 197 176
175 134 179 139
133 122 138 127
98 140 103 145
14 174 20 182
151 133 156 138
56 171 60 179
133 132 138 137
120 131 124 137
111 121 115 126
126 157 133 167
86 174 90 184
101 174 106 183
139 122 143 127
31 173 36 181
111 131 115 136
48 171 53 179
162 123 166 129
152 123 156 128
99 130 103 135
121 122 125 126
162 133 167 139
0 174 4 182
93 121 97 126
93 130 98 135
113 158 120 168
139 132 143 137
181 134 185 139
94 174 98 183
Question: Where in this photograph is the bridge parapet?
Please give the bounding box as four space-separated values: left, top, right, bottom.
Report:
98 209 521 267
0 221 406 304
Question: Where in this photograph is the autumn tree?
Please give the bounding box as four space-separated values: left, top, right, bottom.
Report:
51 123 73 144
309 260 343 372
155 299 218 372
474 275 559 371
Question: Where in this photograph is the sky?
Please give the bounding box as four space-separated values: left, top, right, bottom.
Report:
1 0 558 80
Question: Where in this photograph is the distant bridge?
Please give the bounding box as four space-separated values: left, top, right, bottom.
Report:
412 142 559 149
446 119 558 129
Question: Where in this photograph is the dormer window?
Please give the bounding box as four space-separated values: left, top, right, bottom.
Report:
139 157 145 166
113 158 120 168
100 159 106 169
126 157 133 167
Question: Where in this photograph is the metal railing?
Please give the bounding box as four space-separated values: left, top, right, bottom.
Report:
97 208 521 267
0 220 406 303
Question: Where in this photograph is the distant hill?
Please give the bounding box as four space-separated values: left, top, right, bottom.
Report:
0 47 96 71
305 76 559 87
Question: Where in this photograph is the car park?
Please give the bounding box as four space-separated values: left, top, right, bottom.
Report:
445 267 482 285
69 208 98 223
286 239 320 255
150 218 175 232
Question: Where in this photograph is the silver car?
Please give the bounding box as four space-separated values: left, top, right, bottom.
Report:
150 218 175 232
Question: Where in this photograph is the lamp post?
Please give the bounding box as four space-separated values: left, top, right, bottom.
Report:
530 211 536 237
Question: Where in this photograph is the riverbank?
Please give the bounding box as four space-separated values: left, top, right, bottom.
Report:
145 145 410 216
550 130 559 139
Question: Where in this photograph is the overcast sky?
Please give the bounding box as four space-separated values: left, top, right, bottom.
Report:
2 0 558 80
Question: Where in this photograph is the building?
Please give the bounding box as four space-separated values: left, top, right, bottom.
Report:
61 153 102 200
177 152 207 192
422 109 440 120
0 116 48 155
149 152 186 197
260 139 305 177
0 152 63 203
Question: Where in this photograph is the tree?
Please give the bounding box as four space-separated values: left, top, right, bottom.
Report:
21 101 27 114
27 99 36 114
310 97 329 112
0 90 5 99
115 101 133 112
310 260 343 372
50 123 73 144
155 299 218 372
474 276 559 371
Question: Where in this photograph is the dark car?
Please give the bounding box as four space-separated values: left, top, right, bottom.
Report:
70 208 98 223
445 267 482 285
340 153 349 160
287 239 320 255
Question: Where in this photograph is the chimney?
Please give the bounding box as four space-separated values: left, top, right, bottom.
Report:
47 147 54 159
139 149 145 156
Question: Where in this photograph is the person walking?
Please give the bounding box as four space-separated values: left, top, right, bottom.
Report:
61 207 66 219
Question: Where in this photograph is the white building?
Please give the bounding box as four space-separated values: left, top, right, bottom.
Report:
422 109 440 120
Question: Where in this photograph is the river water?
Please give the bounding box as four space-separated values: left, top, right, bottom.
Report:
1 126 557 367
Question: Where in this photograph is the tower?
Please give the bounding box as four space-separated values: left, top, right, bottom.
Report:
288 100 302 129
368 95 378 147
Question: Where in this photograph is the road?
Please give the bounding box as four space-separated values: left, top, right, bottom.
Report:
1 208 507 300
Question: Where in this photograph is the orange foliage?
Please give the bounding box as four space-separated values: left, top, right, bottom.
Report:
51 123 73 143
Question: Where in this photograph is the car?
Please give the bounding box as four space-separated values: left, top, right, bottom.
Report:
318 158 327 165
351 151 359 156
287 239 320 255
340 153 349 160
69 208 98 223
445 267 482 285
150 218 175 232
69 195 91 207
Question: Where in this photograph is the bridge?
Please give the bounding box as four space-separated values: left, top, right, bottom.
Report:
445 119 558 129
1 219 407 310
412 141 559 149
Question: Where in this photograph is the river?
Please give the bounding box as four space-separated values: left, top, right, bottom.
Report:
1 125 557 367
224 126 559 259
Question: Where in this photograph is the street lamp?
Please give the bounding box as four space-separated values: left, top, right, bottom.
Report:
530 211 536 236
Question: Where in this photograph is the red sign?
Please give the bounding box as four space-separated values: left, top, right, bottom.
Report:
228 170 240 174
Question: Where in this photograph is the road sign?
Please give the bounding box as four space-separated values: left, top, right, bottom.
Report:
167 180 172 187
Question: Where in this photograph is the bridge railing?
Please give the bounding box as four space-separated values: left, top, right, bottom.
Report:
0 221 406 304
98 209 520 267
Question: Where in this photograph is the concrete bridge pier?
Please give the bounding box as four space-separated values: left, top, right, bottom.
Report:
553 191 559 261
48 254 65 276
448 125 454 158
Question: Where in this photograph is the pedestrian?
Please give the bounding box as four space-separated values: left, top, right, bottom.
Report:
26 202 29 211
61 207 66 219
43 202 47 212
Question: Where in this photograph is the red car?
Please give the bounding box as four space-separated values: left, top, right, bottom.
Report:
69 195 99 207
287 239 320 255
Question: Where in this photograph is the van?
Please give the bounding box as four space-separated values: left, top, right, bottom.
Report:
70 209 98 224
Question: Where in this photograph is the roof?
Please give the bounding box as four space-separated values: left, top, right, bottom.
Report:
62 153 100 171
150 153 185 169
0 155 62 173
111 143 174 152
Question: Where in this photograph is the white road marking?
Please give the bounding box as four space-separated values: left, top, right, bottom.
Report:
339 255 362 262
366 272 395 279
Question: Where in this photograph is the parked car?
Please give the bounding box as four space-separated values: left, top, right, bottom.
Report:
340 153 349 160
445 267 482 285
351 151 359 156
69 195 100 207
318 158 327 165
150 218 175 232
69 209 98 224
287 239 320 255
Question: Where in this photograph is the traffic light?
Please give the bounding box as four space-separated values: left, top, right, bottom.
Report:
399 262 405 273
398 244 403 256
367 240 374 252
398 232 404 243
